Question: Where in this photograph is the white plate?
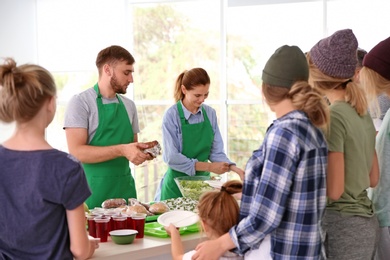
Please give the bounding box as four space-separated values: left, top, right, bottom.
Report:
157 210 199 228
204 180 225 189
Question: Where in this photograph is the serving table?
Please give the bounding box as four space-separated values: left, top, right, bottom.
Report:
90 233 206 259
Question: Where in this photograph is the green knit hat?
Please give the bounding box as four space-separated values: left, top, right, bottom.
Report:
262 45 309 88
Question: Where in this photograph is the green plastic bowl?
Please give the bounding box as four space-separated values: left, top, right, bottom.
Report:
109 229 138 245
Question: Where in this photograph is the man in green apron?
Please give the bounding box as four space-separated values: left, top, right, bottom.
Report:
159 68 244 201
64 45 151 209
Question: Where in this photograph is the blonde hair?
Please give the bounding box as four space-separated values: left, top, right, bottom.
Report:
173 68 210 102
262 81 329 129
197 180 242 237
307 53 368 116
359 66 390 117
0 58 56 123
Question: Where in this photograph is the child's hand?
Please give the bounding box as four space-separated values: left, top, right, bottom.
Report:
88 235 100 249
164 223 180 236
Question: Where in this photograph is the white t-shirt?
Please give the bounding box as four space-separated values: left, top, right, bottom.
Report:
183 250 243 260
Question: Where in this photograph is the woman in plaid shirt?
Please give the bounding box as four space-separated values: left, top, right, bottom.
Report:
192 45 329 260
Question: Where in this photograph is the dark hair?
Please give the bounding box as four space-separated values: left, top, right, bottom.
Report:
95 45 135 75
197 180 242 237
0 58 56 123
173 68 210 102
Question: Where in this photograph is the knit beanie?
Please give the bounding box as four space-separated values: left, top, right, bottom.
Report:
310 29 358 79
262 45 309 88
363 37 390 80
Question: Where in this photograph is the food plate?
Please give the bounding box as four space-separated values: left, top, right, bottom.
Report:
204 180 225 189
157 210 199 228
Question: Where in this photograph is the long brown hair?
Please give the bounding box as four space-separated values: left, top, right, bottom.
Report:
173 68 210 102
262 81 330 129
197 180 242 237
0 58 56 123
307 53 368 116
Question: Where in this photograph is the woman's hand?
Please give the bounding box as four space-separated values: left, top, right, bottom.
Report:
192 233 236 260
209 162 230 174
192 239 224 260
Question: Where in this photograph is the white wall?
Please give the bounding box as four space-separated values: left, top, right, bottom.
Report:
0 0 37 63
0 0 37 142
36 0 132 72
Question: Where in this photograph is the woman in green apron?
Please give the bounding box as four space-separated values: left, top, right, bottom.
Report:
159 68 244 200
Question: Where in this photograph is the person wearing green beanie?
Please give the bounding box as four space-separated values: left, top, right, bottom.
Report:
192 45 330 260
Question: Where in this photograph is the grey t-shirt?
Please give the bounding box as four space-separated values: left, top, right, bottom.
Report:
64 87 140 143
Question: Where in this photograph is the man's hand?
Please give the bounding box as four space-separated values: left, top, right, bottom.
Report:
121 142 150 165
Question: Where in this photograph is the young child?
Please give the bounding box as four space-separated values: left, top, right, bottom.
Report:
0 58 98 259
165 180 244 260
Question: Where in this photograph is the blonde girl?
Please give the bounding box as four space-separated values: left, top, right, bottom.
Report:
359 36 390 260
0 58 98 259
308 29 379 260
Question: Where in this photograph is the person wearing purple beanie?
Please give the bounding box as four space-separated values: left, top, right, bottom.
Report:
307 29 380 260
359 36 390 260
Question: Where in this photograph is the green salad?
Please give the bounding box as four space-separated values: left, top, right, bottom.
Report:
162 197 199 212
176 179 214 201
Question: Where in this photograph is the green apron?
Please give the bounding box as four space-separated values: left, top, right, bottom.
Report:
83 84 136 209
160 102 214 200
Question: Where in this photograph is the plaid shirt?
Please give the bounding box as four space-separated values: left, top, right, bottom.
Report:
230 110 327 259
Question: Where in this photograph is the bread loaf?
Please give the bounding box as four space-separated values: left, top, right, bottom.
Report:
149 202 169 214
101 198 126 209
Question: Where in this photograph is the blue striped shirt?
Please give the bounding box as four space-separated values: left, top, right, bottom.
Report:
229 110 327 259
162 101 233 176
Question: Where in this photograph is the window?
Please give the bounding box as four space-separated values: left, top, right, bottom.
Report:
3 0 388 202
